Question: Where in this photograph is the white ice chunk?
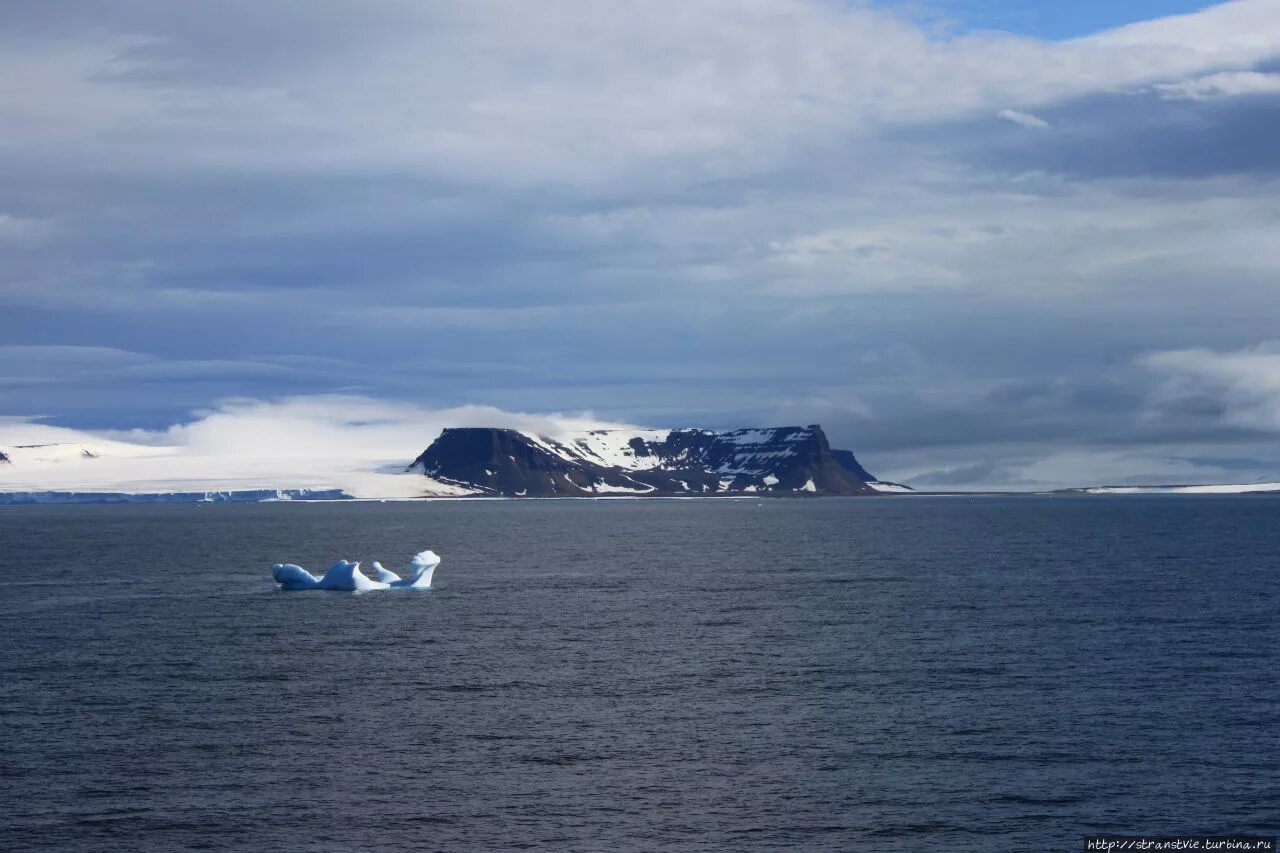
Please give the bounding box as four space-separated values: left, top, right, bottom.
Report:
273 549 442 592
271 563 320 590
387 550 441 589
314 560 390 591
371 560 399 581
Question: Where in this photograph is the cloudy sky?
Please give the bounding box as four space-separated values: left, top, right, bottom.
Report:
3 0 1280 489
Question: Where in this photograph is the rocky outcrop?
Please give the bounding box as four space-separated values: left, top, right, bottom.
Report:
408 425 880 496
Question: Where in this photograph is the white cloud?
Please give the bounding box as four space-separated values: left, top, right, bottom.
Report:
0 344 151 371
873 441 1280 492
0 345 365 391
754 182 1280 297
1085 0 1280 58
1153 70 1280 100
0 212 54 247
4 1 1280 319
1142 342 1280 431
1009 447 1271 490
4 0 1280 188
997 109 1051 129
0 396 635 497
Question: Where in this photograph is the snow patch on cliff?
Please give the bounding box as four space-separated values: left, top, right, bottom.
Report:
868 481 915 493
568 429 674 470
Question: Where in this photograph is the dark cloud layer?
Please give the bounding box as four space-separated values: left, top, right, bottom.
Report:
963 88 1280 180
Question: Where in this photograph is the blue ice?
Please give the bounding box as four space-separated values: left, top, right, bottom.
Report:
271 550 441 591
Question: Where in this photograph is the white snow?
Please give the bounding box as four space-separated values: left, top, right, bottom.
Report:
715 449 800 474
511 428 683 472
0 436 455 500
868 481 915 493
515 426 818 477
1 398 637 500
720 429 778 445
591 480 657 494
1085 482 1280 495
0 488 354 505
517 431 584 465
414 476 484 497
564 429 673 470
1 440 171 467
0 415 870 501
717 428 810 446
800 478 817 492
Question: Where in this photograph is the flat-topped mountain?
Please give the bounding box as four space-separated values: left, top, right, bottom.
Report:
408 425 902 496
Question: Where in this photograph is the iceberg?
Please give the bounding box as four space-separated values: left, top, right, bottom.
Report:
270 563 322 590
314 560 390 591
371 550 442 589
271 550 441 591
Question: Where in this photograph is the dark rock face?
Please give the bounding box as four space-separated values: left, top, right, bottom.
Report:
831 448 875 481
408 425 879 496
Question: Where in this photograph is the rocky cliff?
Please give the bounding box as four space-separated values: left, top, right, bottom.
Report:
408 425 884 496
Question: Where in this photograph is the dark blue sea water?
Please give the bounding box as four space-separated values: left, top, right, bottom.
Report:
1 497 1277 852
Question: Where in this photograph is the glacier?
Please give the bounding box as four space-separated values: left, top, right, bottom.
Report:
0 434 452 502
271 550 442 591
0 488 353 505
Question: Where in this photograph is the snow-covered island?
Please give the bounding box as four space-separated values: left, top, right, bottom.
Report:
0 425 911 503
407 425 912 497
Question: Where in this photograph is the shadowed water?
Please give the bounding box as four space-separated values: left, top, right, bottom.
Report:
1 497 1277 851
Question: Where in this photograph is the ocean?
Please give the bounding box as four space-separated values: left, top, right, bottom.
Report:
2 496 1277 851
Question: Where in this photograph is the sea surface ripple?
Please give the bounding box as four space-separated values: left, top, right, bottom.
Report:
1 497 1277 851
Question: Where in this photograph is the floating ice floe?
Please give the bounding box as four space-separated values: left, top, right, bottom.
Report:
271 550 441 591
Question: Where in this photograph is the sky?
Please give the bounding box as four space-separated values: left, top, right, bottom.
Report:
3 0 1280 491
893 1 1218 38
